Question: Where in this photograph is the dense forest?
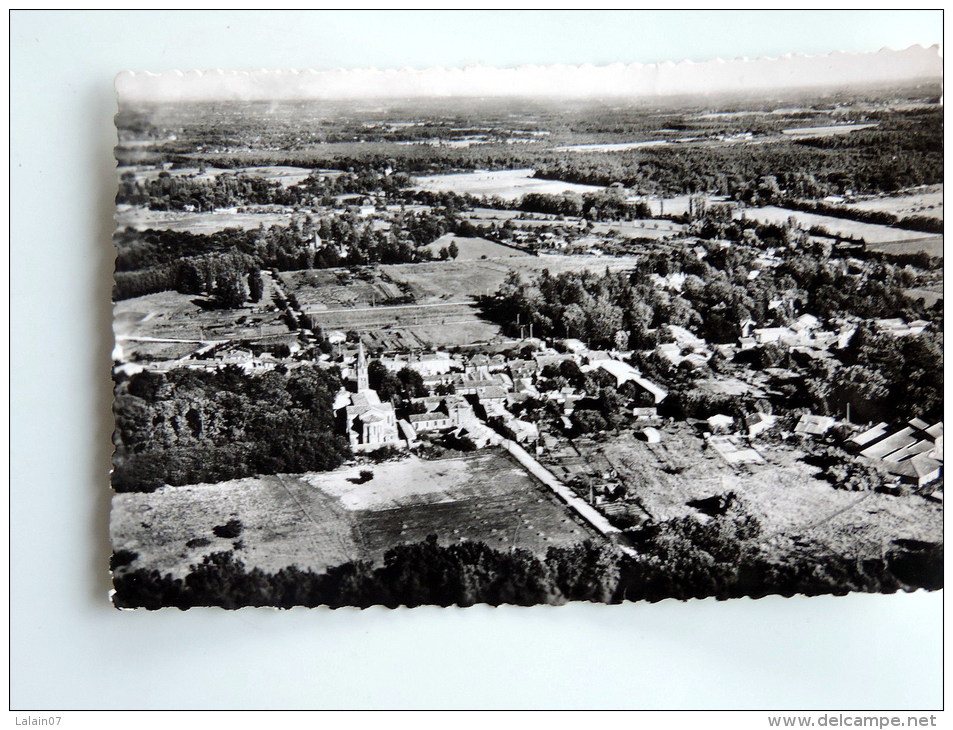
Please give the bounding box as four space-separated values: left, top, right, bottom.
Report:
532 110 942 196
112 366 349 491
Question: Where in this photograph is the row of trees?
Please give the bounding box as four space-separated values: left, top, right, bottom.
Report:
112 366 350 491
117 169 415 212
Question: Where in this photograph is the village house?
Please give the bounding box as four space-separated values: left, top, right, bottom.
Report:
745 412 778 438
794 413 836 437
592 359 668 404
407 394 475 433
707 414 734 433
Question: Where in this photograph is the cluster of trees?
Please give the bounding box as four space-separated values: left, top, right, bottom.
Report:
117 169 415 212
113 250 260 305
799 324 943 423
518 190 653 221
489 236 936 357
118 172 299 211
112 497 941 609
367 360 427 404
111 365 350 492
113 205 477 300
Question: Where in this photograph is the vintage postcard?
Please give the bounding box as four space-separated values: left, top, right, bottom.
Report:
110 47 942 609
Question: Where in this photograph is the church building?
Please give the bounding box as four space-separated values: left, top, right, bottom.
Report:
341 342 402 452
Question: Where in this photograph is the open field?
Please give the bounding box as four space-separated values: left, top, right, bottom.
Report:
281 269 405 311
115 204 295 234
627 194 730 217
743 205 944 246
551 140 671 153
410 168 605 201
382 255 645 301
111 451 599 579
781 123 878 137
866 236 944 258
903 285 943 307
113 289 290 360
305 301 504 348
592 219 686 239
586 427 942 561
423 233 525 259
118 164 316 188
290 256 646 347
845 187 943 221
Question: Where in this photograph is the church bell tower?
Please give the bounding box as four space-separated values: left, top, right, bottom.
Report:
356 341 369 392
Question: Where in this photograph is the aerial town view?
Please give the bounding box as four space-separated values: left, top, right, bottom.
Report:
110 59 942 608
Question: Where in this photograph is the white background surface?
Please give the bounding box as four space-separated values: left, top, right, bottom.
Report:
9 10 944 710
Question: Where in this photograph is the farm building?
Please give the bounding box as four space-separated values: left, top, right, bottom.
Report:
873 318 930 337
641 427 662 444
851 419 943 487
498 416 539 445
383 351 454 376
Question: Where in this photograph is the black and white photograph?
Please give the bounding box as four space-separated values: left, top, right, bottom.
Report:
108 42 943 610
11 8 946 714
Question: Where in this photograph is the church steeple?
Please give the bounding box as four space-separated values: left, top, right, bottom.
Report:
356 341 369 392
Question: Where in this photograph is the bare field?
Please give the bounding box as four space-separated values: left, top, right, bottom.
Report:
626 195 728 217
551 140 671 153
743 206 944 246
410 168 605 201
593 219 686 239
113 289 290 359
845 187 943 221
590 427 942 560
111 451 599 578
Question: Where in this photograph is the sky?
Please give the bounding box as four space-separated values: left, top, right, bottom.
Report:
114 45 941 102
